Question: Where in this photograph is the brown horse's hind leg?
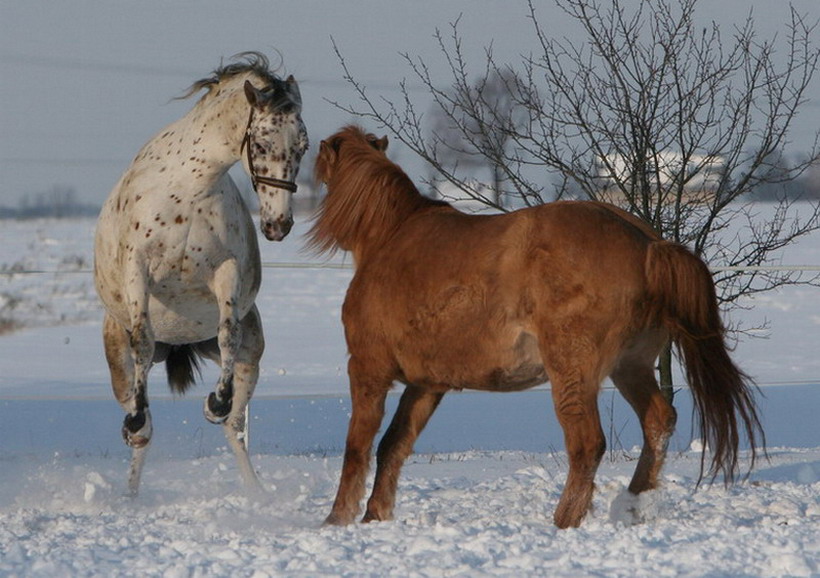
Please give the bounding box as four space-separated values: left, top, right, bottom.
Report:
610 357 677 495
549 372 606 529
325 358 390 526
364 386 444 522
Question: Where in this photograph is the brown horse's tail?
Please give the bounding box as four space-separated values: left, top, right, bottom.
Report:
165 344 203 396
645 241 765 484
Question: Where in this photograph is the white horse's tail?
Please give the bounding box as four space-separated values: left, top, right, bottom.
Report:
165 344 205 395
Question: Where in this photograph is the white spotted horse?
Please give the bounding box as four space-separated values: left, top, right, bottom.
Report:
94 52 308 495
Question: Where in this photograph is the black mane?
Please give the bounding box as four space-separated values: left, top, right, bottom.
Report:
179 52 285 100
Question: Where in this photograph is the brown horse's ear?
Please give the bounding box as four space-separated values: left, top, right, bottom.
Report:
319 139 337 164
244 80 262 107
365 133 389 152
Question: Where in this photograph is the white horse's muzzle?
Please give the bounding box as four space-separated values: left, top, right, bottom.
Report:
261 215 294 241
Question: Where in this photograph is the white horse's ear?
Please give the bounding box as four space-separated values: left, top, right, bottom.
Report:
285 75 302 106
244 80 262 107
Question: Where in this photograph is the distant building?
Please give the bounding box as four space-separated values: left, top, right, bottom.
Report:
431 180 501 213
596 152 726 203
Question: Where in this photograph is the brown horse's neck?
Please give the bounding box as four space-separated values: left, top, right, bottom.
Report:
310 140 448 261
348 174 441 262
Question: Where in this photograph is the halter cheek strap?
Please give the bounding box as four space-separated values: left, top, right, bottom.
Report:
240 108 299 194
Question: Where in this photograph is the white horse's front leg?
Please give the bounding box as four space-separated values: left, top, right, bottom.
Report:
222 305 265 492
105 266 154 497
122 267 155 450
205 260 242 423
104 313 152 496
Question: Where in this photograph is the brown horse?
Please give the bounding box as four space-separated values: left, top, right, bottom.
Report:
309 125 764 529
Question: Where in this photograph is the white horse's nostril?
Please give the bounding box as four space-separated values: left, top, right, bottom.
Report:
262 217 293 241
280 216 294 237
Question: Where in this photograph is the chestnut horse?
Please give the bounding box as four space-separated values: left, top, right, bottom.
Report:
310 125 764 529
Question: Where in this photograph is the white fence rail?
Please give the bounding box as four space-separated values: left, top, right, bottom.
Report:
4 263 820 275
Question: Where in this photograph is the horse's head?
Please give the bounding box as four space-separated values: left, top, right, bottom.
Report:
242 77 308 241
314 127 388 186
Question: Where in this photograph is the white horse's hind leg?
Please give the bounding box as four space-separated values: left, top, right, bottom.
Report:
223 305 265 491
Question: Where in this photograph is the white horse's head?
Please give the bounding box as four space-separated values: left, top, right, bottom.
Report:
241 77 308 241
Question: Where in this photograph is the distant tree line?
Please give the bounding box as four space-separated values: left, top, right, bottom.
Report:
0 185 99 219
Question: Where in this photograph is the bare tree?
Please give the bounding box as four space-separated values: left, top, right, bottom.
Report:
426 65 526 208
333 0 820 400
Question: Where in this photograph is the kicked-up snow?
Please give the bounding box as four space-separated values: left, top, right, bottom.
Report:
1 447 818 577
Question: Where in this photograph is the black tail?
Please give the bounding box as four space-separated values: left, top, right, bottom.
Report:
165 344 203 396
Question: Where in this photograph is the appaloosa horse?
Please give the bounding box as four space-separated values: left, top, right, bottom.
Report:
310 125 764 529
94 53 308 495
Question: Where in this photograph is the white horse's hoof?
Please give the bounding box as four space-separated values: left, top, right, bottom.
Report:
204 392 232 424
122 410 153 448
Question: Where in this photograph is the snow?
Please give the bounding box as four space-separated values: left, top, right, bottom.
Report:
1 216 819 577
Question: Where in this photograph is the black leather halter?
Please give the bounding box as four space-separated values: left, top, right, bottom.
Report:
240 107 298 193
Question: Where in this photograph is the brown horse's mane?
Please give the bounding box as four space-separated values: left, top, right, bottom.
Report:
308 125 447 257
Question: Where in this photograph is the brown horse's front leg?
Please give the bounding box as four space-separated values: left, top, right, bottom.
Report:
364 386 444 522
550 377 606 529
325 359 389 526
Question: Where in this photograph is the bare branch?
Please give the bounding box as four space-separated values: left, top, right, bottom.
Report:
329 0 820 320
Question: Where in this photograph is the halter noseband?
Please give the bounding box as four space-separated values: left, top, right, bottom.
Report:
240 107 299 194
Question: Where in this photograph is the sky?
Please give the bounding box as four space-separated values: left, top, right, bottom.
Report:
1 0 819 206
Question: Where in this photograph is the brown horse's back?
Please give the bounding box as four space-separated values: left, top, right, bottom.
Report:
343 201 656 392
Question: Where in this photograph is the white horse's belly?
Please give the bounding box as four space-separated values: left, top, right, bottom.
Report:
95 204 260 344
95 167 262 345
148 295 220 344
100 281 256 344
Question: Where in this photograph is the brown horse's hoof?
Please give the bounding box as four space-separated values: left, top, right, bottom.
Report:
553 508 586 529
361 510 390 523
323 512 352 526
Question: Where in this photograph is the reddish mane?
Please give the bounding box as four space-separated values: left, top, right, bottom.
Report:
309 126 445 257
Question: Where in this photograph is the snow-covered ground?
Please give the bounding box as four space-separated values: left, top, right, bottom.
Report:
0 215 818 577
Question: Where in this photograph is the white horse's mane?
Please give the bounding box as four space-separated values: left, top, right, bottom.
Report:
178 51 286 102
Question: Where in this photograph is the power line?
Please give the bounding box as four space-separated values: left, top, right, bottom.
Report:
0 53 426 92
0 157 125 167
0 53 198 78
